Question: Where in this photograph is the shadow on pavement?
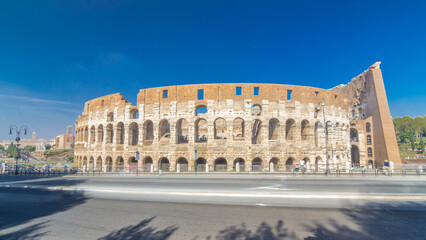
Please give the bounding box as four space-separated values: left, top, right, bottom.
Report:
98 217 178 240
208 202 426 240
0 178 88 237
0 222 48 240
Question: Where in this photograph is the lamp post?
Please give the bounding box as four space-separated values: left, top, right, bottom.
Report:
8 125 28 175
319 99 331 176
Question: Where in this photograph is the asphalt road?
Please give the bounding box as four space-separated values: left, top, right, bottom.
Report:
0 175 425 239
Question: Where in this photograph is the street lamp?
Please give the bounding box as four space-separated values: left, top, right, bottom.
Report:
8 125 28 175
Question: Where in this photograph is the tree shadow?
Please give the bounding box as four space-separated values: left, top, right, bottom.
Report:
0 178 88 236
98 217 178 240
206 220 297 240
0 221 48 240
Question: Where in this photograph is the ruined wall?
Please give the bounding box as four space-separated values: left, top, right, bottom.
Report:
74 84 352 172
331 62 400 166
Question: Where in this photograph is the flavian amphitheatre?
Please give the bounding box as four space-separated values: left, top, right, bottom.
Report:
73 62 400 173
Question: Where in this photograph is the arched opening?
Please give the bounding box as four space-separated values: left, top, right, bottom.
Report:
366 122 371 132
159 119 170 140
252 157 262 172
233 158 245 172
285 119 295 141
195 118 208 142
251 104 261 116
315 156 322 171
84 127 89 142
116 122 124 144
302 157 310 171
350 128 358 142
367 135 372 145
233 118 244 139
129 109 139 119
351 145 360 167
90 126 96 143
301 120 309 141
159 157 170 172
214 158 227 172
143 157 153 172
214 118 227 139
97 125 104 143
96 156 102 170
89 157 94 171
106 124 114 144
368 147 373 158
105 156 112 171
269 158 279 172
107 112 114 122
129 122 139 146
176 119 189 144
128 157 137 172
116 156 124 171
143 120 154 142
176 157 188 172
368 159 373 168
196 157 207 172
195 105 207 116
251 119 262 144
285 158 294 171
268 118 279 140
83 157 87 169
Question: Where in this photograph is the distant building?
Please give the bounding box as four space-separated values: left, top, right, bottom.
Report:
51 125 75 149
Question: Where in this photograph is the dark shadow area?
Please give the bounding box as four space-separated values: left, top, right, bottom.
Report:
208 202 426 240
207 220 297 240
0 221 48 240
0 176 86 187
0 175 77 184
98 217 178 240
0 179 88 235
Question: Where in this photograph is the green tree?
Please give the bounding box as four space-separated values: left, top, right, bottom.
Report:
0 145 4 151
45 144 52 150
65 155 74 163
410 133 416 150
7 143 17 158
24 145 36 152
419 138 425 153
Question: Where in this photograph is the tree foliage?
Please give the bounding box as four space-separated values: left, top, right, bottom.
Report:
7 143 18 158
24 145 36 152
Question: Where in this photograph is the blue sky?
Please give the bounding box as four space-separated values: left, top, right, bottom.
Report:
1 1 425 141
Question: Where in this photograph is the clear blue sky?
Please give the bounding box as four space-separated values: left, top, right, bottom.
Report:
1 1 425 141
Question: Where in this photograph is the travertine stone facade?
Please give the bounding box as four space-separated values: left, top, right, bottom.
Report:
74 62 399 172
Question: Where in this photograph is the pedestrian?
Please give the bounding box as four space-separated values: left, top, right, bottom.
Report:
294 163 300 176
300 159 305 174
383 160 390 175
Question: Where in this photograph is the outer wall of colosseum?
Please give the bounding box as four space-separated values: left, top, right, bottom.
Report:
74 62 399 172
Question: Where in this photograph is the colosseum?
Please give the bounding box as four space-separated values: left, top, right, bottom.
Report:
74 62 400 173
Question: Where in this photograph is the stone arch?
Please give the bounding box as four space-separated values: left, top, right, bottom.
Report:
301 120 309 141
285 119 295 141
367 147 373 158
195 105 207 116
233 118 244 139
159 119 171 140
116 156 124 171
351 145 360 167
285 157 294 171
368 159 373 168
159 157 170 172
84 126 89 142
128 156 137 172
302 157 310 170
107 112 114 122
367 135 372 145
252 157 262 172
143 120 154 142
196 157 207 172
105 156 112 171
90 126 96 143
129 108 139 119
315 156 322 171
233 158 245 172
269 157 279 172
214 118 227 139
97 125 104 143
214 158 227 172
251 119 262 144
83 156 87 168
176 119 189 144
251 104 262 116
96 156 102 170
176 157 188 172
129 122 139 146
143 156 153 171
195 118 208 142
106 124 114 144
268 118 279 140
350 128 358 142
116 122 124 144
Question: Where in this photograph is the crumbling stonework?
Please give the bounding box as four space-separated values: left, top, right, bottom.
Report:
74 63 399 172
